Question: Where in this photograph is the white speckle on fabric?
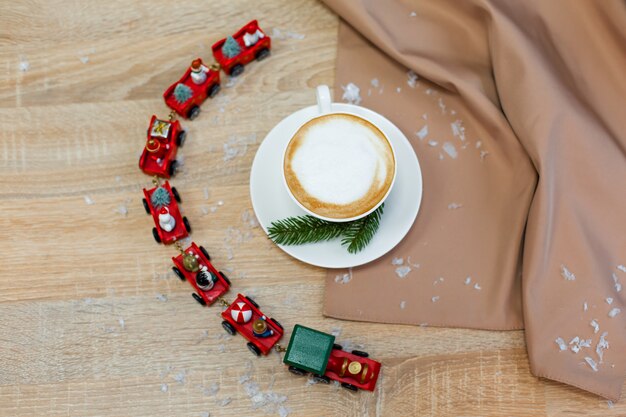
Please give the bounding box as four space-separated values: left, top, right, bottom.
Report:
560 265 576 281
341 83 362 105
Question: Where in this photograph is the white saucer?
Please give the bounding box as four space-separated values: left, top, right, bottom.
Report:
249 103 423 269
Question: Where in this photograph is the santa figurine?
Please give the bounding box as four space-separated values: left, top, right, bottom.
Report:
195 265 217 290
243 24 265 48
158 207 176 232
190 59 209 85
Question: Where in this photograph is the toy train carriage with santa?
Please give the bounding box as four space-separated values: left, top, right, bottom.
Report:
212 20 271 76
142 181 191 244
163 58 221 120
172 242 231 306
138 115 186 178
283 325 381 392
221 293 284 356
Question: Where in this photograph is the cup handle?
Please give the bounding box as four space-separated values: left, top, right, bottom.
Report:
316 85 332 115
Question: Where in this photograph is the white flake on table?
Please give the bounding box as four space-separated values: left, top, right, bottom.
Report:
407 70 418 88
370 78 379 88
118 318 125 330
448 203 463 210
270 28 305 40
341 83 362 105
422 113 428 120
217 397 232 406
451 120 466 141
474 283 481 290
464 276 472 285
433 277 444 285
79 56 89 64
560 264 576 281
608 308 621 318
583 302 588 311
156 293 168 302
223 133 256 161
160 383 168 393
330 327 342 337
555 337 567 351
400 301 406 309
612 273 622 292
442 142 458 159
395 266 411 278
475 141 482 149
19 56 30 72
617 265 626 273
396 87 401 93
437 98 446 114
174 370 187 385
606 297 613 305
596 332 609 362
480 150 490 161
334 268 352 284
428 140 438 147
409 11 417 17
584 356 598 372
84 195 95 205
117 204 128 216
431 296 440 303
590 319 599 334
416 125 428 140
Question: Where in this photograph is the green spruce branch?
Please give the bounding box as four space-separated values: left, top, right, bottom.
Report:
267 204 384 254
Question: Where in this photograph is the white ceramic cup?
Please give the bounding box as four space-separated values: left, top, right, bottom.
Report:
281 85 397 223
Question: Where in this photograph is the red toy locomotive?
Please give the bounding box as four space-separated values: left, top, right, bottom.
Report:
138 115 186 178
172 242 231 306
212 20 271 76
163 58 221 120
142 181 190 244
221 293 284 356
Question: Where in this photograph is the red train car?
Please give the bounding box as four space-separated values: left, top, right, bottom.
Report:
138 115 186 178
221 293 283 356
211 20 271 76
142 181 190 244
163 58 221 120
172 242 231 306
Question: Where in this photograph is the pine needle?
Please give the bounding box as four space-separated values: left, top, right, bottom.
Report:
267 204 384 254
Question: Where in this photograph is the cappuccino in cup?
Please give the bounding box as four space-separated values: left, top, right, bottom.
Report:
283 113 395 221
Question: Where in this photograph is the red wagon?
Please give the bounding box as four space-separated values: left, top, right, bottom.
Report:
221 293 283 356
163 58 221 120
142 181 190 244
211 20 271 76
138 115 186 178
172 242 231 306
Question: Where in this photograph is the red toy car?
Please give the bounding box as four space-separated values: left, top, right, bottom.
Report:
221 293 283 356
138 115 186 178
172 242 231 306
142 181 190 244
283 325 382 392
163 58 221 120
211 20 271 76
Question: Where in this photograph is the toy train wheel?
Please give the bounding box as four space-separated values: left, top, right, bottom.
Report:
288 366 307 377
245 296 259 308
312 374 330 384
270 318 283 330
168 160 177 177
183 217 191 233
230 64 244 77
188 105 200 120
199 245 211 261
152 227 161 243
351 350 369 358
171 187 181 203
192 293 206 306
255 48 270 61
207 83 221 98
142 198 150 215
172 266 185 281
219 271 231 286
222 320 236 335
341 383 358 392
332 343 343 351
247 342 261 357
176 130 186 147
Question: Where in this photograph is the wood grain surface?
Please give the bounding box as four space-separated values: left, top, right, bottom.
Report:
0 0 624 416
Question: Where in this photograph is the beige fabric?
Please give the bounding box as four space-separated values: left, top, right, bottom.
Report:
322 0 626 401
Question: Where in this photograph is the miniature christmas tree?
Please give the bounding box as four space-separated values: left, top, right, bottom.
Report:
222 36 241 59
173 83 192 104
151 186 171 208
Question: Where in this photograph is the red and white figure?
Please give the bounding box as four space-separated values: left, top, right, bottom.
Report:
231 301 253 323
158 207 176 232
243 24 265 47
190 59 209 85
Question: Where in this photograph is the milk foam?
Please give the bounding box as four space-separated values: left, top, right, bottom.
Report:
290 117 390 205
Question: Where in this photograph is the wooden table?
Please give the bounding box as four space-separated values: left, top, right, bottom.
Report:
1 0 624 415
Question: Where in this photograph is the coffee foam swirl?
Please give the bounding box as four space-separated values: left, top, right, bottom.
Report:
284 113 395 219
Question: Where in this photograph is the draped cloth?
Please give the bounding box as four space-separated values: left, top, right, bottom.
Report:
321 0 626 400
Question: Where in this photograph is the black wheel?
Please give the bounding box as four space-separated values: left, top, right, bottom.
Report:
183 216 191 233
168 160 177 177
192 292 206 306
188 105 200 120
152 227 161 243
332 343 343 351
172 266 185 281
199 245 211 261
270 318 283 330
208 83 221 98
247 342 261 356
312 374 331 384
219 271 231 286
142 198 150 214
288 366 307 377
230 64 244 77
245 296 259 308
171 187 181 203
255 48 270 61
351 350 369 358
341 383 359 392
222 320 236 335
176 130 186 147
